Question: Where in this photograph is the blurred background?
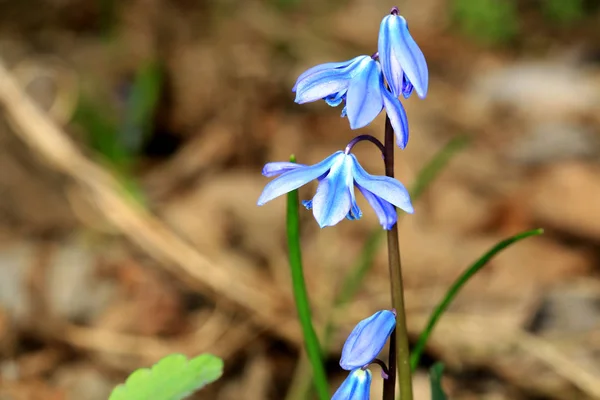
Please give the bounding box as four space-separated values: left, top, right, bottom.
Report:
0 0 599 399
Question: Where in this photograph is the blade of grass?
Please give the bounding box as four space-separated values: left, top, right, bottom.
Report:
286 155 329 400
429 363 448 400
409 228 544 370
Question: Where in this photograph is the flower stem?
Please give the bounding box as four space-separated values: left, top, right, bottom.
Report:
383 115 413 400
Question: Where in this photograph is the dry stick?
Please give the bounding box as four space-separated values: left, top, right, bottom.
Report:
0 60 300 345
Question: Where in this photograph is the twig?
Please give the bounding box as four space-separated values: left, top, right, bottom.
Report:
0 59 300 345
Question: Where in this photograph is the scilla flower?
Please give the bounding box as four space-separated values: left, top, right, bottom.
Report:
257 151 413 229
332 368 372 400
378 7 429 99
293 56 410 148
340 310 396 370
332 310 396 399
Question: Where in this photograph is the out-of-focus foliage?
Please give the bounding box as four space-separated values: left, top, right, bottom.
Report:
541 0 585 25
429 363 448 400
451 0 519 45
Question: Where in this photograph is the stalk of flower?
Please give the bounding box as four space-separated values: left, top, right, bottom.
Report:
258 6 427 400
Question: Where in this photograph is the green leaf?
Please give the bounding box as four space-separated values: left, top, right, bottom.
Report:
429 363 448 400
286 155 330 400
109 353 224 400
410 228 544 370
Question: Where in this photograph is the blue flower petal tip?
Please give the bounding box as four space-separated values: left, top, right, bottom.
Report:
378 10 429 99
258 152 413 229
340 310 396 370
332 369 372 400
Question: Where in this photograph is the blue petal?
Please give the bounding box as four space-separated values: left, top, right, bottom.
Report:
292 56 366 92
341 105 348 118
332 369 372 400
381 84 409 149
302 200 313 210
294 56 370 104
350 154 414 214
311 154 354 228
325 90 347 107
340 310 396 370
402 74 414 99
257 151 343 206
378 14 428 99
262 162 305 177
357 184 397 229
346 199 362 221
345 58 383 129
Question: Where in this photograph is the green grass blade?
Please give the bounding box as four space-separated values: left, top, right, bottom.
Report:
409 228 544 370
429 363 448 400
409 136 469 201
109 354 223 400
121 60 162 155
286 156 329 400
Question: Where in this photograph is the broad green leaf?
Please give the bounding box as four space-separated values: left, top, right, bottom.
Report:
430 363 448 400
109 353 223 400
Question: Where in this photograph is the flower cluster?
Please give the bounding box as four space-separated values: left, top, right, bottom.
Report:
293 7 428 149
257 7 427 231
333 310 396 399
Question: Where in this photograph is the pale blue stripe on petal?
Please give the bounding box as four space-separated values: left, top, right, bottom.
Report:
331 369 372 400
345 58 384 129
257 151 343 206
262 162 305 177
350 154 414 214
292 56 366 92
378 14 404 97
381 85 409 149
312 154 353 228
357 184 397 230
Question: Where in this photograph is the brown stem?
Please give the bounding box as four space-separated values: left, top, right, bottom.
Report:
383 115 413 400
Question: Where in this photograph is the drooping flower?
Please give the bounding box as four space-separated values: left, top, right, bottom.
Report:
378 8 429 99
340 310 396 370
332 368 372 400
257 152 413 229
293 56 410 148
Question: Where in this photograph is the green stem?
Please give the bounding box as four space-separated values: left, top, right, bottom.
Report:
409 228 545 371
384 116 413 400
286 158 329 400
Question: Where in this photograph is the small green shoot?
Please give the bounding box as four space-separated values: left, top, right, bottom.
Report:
429 363 448 400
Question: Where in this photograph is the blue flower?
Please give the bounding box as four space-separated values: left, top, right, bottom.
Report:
340 310 396 370
257 152 413 229
332 368 372 400
293 57 410 148
378 9 429 99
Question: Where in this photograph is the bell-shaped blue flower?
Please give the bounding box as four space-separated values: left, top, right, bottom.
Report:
340 310 396 370
378 9 428 99
332 368 372 400
293 57 410 148
257 152 413 229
